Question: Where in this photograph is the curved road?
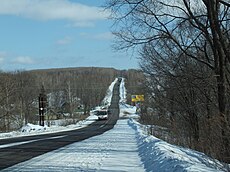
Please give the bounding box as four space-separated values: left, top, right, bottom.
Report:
0 81 120 170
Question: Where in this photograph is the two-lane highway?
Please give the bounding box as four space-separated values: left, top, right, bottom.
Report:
0 81 120 170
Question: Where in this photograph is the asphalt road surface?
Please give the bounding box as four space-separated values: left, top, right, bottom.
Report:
0 81 120 170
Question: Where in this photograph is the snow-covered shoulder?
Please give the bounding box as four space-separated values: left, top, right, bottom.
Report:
119 77 126 103
119 103 140 118
101 78 118 107
128 118 228 172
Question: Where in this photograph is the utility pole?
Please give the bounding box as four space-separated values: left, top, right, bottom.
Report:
39 85 47 126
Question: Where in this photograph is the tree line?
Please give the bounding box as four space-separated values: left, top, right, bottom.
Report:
0 67 143 132
106 0 230 163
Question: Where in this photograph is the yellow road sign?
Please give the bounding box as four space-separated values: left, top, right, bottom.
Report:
131 95 144 102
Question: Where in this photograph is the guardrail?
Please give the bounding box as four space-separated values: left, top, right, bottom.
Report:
138 122 170 141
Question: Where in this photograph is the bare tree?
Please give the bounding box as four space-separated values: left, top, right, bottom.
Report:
106 0 230 162
15 71 38 125
0 72 17 131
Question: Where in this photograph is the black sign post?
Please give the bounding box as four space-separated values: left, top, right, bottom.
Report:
39 86 47 126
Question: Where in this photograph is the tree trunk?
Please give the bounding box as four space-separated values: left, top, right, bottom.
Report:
206 0 230 161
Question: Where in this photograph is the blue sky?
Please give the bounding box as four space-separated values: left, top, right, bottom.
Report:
0 0 139 71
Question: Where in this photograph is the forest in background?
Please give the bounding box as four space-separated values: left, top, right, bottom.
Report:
0 67 144 132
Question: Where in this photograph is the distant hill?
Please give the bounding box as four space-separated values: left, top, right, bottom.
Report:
0 67 144 131
29 66 144 104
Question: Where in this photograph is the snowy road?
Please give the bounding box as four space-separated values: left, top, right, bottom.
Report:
0 78 228 172
1 119 145 172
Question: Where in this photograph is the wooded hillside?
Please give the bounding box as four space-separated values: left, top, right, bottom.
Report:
0 67 143 132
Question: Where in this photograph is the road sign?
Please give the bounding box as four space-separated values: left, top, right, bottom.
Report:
131 95 144 102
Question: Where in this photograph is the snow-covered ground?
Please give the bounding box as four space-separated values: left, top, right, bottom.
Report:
2 104 228 172
2 118 145 172
0 112 99 140
129 117 228 172
1 78 229 171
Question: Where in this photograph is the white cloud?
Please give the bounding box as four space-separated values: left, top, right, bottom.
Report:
0 51 7 63
0 57 4 64
13 56 35 64
0 0 109 27
56 36 73 45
